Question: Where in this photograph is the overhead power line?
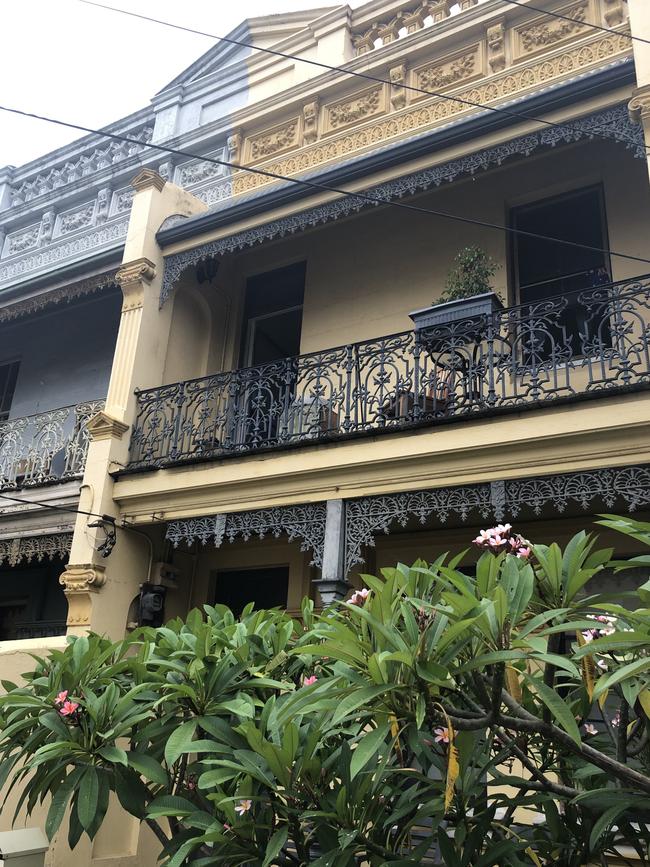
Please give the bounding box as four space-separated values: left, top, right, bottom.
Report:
2 103 650 268
78 0 649 155
0 491 115 523
499 0 650 47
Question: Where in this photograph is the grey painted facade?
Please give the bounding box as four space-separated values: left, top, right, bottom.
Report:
0 290 121 419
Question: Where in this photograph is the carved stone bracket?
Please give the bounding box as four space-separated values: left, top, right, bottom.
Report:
344 466 650 572
487 21 506 74
389 64 407 112
629 85 650 125
160 104 644 305
86 410 130 442
59 563 106 628
303 101 320 146
0 533 72 567
166 503 328 567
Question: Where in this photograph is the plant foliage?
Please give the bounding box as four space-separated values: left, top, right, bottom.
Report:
2 520 650 865
439 246 500 304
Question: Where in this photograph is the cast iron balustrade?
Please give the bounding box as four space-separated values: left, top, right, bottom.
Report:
129 276 650 470
0 400 104 490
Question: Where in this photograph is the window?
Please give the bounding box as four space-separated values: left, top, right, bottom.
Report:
0 557 67 640
510 186 611 354
210 566 290 617
0 360 20 422
241 262 305 366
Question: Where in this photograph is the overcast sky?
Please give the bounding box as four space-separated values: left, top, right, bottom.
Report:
0 0 366 169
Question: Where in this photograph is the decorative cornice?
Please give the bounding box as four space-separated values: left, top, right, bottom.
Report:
131 169 166 193
166 503 328 568
344 465 650 572
0 533 72 567
0 271 117 324
160 103 643 305
86 411 130 442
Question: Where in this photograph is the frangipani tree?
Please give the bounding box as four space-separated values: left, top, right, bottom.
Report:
1 518 650 866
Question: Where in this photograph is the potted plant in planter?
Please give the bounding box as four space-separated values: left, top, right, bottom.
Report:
409 245 504 332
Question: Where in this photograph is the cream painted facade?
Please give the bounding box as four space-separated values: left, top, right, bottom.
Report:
2 0 650 864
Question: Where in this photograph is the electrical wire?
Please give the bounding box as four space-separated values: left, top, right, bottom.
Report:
77 0 649 154
499 0 650 47
0 491 117 523
3 103 650 267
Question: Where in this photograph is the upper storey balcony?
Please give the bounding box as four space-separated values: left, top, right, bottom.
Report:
129 273 650 470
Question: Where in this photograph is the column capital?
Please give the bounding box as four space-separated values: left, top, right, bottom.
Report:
60 564 106 628
116 258 157 311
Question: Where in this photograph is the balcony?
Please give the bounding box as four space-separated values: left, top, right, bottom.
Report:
0 400 104 490
129 276 650 470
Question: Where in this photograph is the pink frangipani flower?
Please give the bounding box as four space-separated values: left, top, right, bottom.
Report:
234 799 252 816
349 588 370 606
54 690 68 706
59 701 79 717
303 675 318 687
434 727 450 745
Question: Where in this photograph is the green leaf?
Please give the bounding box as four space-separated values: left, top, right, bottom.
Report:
350 724 389 780
147 794 196 818
594 657 650 699
78 768 99 831
45 768 83 841
164 719 197 766
97 745 127 766
126 752 168 786
331 686 395 726
263 827 289 867
521 673 581 744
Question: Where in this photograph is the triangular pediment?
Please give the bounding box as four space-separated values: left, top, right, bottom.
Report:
157 7 339 94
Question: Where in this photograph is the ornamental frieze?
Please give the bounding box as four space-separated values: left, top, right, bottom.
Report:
233 30 631 196
56 202 96 237
514 0 592 58
325 86 385 132
247 119 300 161
414 44 482 95
4 225 40 257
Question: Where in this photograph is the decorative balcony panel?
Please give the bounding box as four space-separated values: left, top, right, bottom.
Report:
129 276 650 470
0 400 104 490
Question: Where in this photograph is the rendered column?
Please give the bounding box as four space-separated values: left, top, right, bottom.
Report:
628 0 650 184
60 170 207 637
313 499 351 605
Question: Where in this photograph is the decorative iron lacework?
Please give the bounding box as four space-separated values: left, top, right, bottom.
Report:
166 503 328 568
132 275 650 469
345 484 495 572
160 103 644 305
344 466 650 571
0 533 72 567
504 466 650 517
0 273 117 324
0 400 104 491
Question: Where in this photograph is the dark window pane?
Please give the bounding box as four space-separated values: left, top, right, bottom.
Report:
0 556 67 640
211 566 289 617
0 360 20 421
241 263 305 366
511 186 612 356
